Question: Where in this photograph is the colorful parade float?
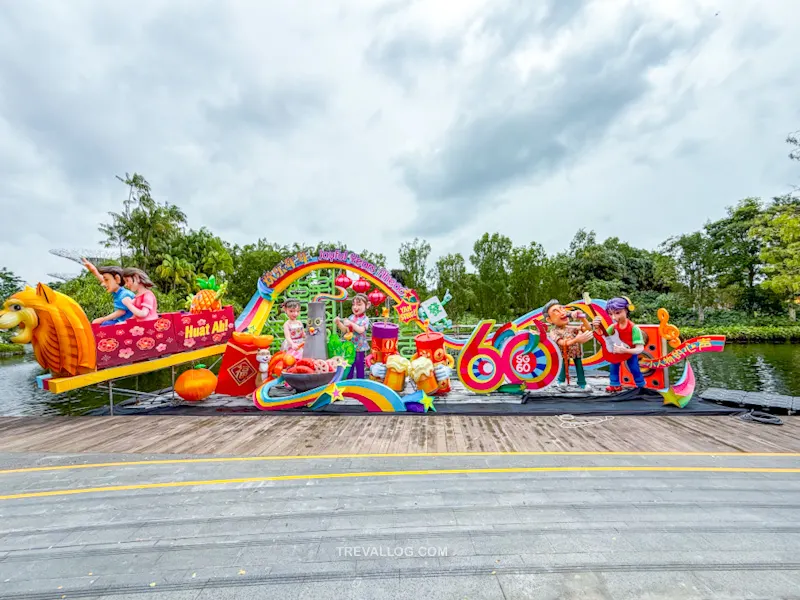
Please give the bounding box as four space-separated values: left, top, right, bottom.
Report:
0 249 728 415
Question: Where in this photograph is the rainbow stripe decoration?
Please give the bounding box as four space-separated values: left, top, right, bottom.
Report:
641 336 726 370
659 361 696 408
313 286 349 303
253 367 407 412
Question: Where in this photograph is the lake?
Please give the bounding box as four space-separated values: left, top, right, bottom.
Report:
1 344 798 416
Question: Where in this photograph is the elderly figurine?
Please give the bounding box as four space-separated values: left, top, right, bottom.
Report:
543 299 594 390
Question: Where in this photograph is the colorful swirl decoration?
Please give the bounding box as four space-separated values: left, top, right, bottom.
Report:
458 319 561 393
312 286 349 303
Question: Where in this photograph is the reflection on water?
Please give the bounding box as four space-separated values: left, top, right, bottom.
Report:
0 350 197 416
0 344 798 416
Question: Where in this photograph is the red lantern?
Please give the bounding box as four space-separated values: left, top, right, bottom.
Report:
352 278 371 294
335 273 353 289
368 289 386 306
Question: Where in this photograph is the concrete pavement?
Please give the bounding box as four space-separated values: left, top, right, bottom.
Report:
1 451 799 599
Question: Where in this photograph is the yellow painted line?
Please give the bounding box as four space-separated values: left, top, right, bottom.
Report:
2 450 799 475
2 465 799 501
45 344 226 394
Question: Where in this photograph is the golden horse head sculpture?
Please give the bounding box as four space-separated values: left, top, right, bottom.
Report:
0 284 96 377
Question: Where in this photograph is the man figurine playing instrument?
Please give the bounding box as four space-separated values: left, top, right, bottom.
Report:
542 299 594 390
592 296 646 393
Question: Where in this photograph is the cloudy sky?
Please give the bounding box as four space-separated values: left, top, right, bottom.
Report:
1 0 798 285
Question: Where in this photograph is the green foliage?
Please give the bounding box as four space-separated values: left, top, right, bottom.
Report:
753 197 800 310
0 267 25 343
398 238 431 296
681 325 800 343
0 343 24 355
470 233 513 320
431 253 473 321
661 231 716 323
0 267 24 301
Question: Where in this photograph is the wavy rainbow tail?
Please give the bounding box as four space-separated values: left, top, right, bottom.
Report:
313 286 349 303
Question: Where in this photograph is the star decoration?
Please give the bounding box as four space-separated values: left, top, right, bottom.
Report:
325 383 345 403
421 392 436 412
661 389 691 408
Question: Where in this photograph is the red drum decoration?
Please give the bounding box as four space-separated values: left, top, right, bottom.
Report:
414 332 453 394
352 278 371 294
335 273 353 289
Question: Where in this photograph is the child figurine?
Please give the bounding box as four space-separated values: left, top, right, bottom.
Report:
543 299 594 390
593 297 646 392
82 259 135 326
281 299 306 360
121 268 158 322
335 293 371 379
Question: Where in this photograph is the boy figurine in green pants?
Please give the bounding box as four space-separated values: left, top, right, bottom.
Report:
543 299 594 390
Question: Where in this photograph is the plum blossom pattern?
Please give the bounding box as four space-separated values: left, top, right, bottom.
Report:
156 343 167 352
184 338 196 348
130 326 145 337
119 348 135 359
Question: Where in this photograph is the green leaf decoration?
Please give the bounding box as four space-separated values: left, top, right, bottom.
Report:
341 339 356 366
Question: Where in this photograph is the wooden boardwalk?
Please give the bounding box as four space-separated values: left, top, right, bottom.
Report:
0 414 798 455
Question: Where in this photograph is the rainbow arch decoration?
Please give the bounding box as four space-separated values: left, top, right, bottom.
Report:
236 249 423 335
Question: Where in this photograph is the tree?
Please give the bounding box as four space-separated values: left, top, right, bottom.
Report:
99 173 187 272
229 240 288 308
704 198 764 314
0 268 24 301
567 230 626 294
398 238 431 296
662 232 716 323
0 267 25 343
508 242 548 313
431 253 473 321
752 197 800 320
788 130 800 162
164 228 234 285
470 233 513 319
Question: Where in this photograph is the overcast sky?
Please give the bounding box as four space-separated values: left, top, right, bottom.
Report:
1 0 798 285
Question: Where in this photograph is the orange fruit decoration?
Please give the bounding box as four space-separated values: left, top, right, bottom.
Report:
253 334 275 349
232 331 255 346
174 364 217 402
186 276 227 314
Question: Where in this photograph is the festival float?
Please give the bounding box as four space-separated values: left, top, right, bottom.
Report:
0 249 728 414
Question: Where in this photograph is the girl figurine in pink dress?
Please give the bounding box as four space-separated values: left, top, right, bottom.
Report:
281 299 305 360
121 268 158 322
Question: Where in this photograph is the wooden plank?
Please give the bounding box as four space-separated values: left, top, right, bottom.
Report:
45 345 226 394
1 415 800 456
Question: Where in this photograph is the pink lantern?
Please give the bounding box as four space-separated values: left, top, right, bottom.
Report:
335 273 353 289
368 289 386 306
352 278 371 294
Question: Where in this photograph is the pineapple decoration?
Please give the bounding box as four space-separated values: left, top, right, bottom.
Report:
186 275 228 314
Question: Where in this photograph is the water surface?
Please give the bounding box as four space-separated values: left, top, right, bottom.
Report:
0 344 798 416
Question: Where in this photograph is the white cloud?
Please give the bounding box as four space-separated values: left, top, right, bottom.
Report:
0 0 797 287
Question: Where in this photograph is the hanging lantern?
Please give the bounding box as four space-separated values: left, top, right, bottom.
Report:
368 289 386 306
352 278 371 294
335 273 353 289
